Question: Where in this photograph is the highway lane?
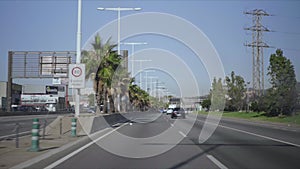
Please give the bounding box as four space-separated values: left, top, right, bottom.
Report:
0 114 59 139
47 112 220 169
185 114 300 169
38 111 300 169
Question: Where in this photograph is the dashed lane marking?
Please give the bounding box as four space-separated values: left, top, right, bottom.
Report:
179 131 187 137
207 154 228 169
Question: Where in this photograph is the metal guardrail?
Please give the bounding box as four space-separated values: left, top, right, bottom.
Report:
0 111 73 117
0 119 48 148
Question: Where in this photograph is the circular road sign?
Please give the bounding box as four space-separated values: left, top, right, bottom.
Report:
72 66 82 77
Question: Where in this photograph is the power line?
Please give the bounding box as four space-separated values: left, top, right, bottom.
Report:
272 14 300 20
272 30 300 36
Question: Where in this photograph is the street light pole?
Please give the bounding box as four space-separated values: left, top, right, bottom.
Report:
75 0 82 117
120 42 147 77
97 7 142 55
132 59 151 89
144 70 155 92
147 76 158 96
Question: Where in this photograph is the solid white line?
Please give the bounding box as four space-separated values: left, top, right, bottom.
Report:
207 155 228 169
11 128 111 169
220 124 300 147
179 131 186 137
196 119 300 148
44 123 128 169
170 123 174 127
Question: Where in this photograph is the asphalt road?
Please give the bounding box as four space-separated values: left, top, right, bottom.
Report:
0 114 59 140
33 112 300 169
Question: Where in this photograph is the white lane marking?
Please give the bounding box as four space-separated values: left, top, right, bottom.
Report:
220 124 300 147
44 123 128 169
170 123 174 127
11 128 111 169
207 155 228 169
197 119 300 148
179 131 187 137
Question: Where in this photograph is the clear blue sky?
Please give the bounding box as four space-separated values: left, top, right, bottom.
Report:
0 0 299 96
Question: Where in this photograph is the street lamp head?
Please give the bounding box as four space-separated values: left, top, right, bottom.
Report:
97 7 141 11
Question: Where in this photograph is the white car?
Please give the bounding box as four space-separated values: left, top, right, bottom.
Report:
166 108 173 115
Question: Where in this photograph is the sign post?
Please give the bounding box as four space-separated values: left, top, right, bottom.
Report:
69 64 85 117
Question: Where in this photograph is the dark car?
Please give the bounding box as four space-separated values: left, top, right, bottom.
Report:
171 108 186 119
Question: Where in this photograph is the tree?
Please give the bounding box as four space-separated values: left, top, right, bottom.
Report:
266 49 297 116
201 98 211 111
129 78 150 111
82 34 121 113
82 34 151 113
210 77 226 111
88 94 95 107
98 49 121 113
225 71 246 111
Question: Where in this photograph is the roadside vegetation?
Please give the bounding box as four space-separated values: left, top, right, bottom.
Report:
81 34 152 113
198 111 300 126
201 49 300 125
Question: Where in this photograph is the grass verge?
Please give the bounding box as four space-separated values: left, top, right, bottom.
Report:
198 111 300 126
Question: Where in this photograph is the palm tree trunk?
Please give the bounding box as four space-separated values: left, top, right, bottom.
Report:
108 92 115 113
103 87 108 113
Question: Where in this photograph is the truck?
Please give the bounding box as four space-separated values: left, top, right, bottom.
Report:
166 98 181 115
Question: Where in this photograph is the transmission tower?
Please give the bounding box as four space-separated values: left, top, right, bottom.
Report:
244 9 270 97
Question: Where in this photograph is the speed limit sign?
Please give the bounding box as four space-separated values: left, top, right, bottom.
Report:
69 64 85 88
72 66 82 77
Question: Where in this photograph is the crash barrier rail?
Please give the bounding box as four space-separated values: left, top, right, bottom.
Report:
0 111 154 150
0 111 74 117
0 119 48 148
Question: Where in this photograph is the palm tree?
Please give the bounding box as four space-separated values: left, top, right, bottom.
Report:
82 34 151 113
128 78 150 111
81 34 120 113
98 49 121 113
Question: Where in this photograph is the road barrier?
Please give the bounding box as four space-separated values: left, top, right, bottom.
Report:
71 118 77 137
14 123 20 148
29 118 40 152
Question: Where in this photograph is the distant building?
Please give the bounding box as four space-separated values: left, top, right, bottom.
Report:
181 96 209 111
21 84 67 111
0 81 22 111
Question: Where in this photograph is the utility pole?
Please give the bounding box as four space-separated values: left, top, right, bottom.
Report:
244 9 270 97
6 51 13 112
